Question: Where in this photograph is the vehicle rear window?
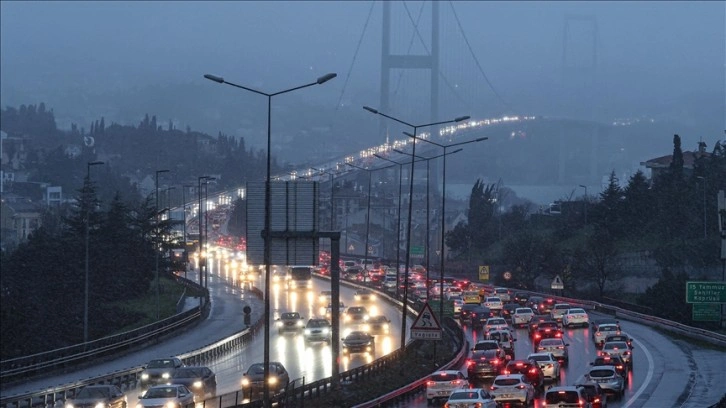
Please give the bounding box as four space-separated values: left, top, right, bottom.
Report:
546 390 579 403
430 373 458 382
604 342 628 350
494 378 521 386
449 391 479 400
528 355 549 362
589 369 615 378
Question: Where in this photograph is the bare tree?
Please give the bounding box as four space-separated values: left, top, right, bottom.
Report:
574 229 622 298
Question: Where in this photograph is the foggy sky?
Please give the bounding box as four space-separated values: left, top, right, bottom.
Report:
1 1 724 150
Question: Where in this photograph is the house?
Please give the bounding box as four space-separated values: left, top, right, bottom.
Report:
640 142 711 180
0 197 43 251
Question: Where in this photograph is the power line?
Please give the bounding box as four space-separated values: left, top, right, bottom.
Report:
447 1 512 112
335 0 376 111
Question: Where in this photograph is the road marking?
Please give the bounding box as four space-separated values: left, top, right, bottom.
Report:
574 336 583 343
622 337 654 408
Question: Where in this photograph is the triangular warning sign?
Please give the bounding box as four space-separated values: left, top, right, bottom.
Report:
411 302 442 331
553 275 563 285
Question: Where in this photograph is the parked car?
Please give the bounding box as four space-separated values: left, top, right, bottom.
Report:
168 366 216 397
65 385 126 408
137 385 195 408
140 357 185 387
241 362 290 399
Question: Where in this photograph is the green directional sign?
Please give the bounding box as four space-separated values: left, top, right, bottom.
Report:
686 281 726 304
692 303 720 322
428 300 454 318
410 245 424 255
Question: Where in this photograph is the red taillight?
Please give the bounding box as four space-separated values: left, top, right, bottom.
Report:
623 351 631 355
596 332 601 336
516 362 524 367
490 385 497 391
545 329 551 332
556 333 563 337
503 370 510 375
616 365 623 369
529 368 537 374
426 380 435 386
491 359 500 365
516 384 526 389
467 359 474 366
474 403 482 408
557 346 565 349
535 334 541 339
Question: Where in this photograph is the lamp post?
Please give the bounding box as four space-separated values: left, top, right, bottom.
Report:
697 176 706 239
393 147 465 299
83 160 104 343
205 72 336 404
579 184 588 226
182 184 195 280
410 135 488 323
198 176 213 289
155 169 170 320
363 106 469 352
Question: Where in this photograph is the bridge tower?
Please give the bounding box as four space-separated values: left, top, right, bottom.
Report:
559 14 600 185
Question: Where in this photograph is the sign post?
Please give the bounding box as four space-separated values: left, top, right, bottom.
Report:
685 281 726 303
479 265 490 282
410 302 442 340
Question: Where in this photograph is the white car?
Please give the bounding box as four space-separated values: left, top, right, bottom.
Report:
382 276 398 290
550 303 572 322
449 295 464 316
484 296 504 311
493 287 511 302
489 374 536 406
527 352 561 381
592 323 621 346
536 338 570 366
512 307 535 327
425 370 468 404
444 388 498 408
137 385 195 408
484 317 509 333
562 308 589 328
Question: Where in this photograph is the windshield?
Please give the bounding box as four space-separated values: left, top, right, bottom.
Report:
147 359 175 368
515 308 533 314
604 342 628 350
289 267 311 280
528 355 550 362
172 368 203 378
449 391 481 400
281 312 300 319
539 339 563 346
76 387 111 399
143 387 178 399
474 341 498 350
307 319 329 327
494 378 521 386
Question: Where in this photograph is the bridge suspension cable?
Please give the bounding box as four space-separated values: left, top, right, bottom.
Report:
335 0 376 111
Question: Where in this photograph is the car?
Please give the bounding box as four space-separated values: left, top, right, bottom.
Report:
528 315 556 337
485 329 516 358
504 359 545 392
354 288 376 302
493 287 511 303
533 321 564 347
471 340 507 360
241 362 290 399
527 296 544 312
425 370 469 404
513 292 530 306
318 290 332 304
137 385 195 408
168 366 216 397
538 297 557 314
382 276 398 291
344 306 370 324
276 312 305 333
140 357 185 387
444 388 497 408
599 341 633 369
483 296 504 311
65 385 126 408
304 318 332 343
562 308 589 328
591 355 629 383
489 374 536 406
550 303 572 322
591 321 621 346
324 302 346 318
501 303 520 321
512 307 535 328
466 349 507 381
483 317 509 334
462 290 482 304
585 366 625 400
460 304 492 328
604 333 634 349
575 380 608 408
526 352 561 381
365 315 391 334
341 331 375 355
535 338 569 366
449 295 464 317
544 385 594 408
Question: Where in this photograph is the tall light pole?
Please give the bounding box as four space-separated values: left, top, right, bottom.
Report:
393 146 465 299
697 176 706 239
182 184 195 280
155 169 170 320
205 72 336 404
410 135 488 323
197 176 213 289
579 184 588 226
83 160 104 343
363 106 469 352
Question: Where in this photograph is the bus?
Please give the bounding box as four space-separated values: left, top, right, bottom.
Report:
287 266 313 289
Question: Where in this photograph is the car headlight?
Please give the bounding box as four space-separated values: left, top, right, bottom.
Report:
354 295 360 300
344 315 351 322
370 294 376 299
94 403 107 408
363 315 369 321
66 403 74 408
276 321 283 327
383 323 389 330
296 320 304 327
162 372 170 379
268 376 278 385
193 381 203 388
141 373 149 380
164 402 178 408
241 378 250 387
136 403 143 408
304 329 311 335
362 324 370 331
322 328 329 334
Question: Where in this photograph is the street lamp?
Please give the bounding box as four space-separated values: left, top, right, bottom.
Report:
205 71 336 404
697 176 706 239
83 160 104 343
182 184 195 280
363 106 470 352
579 184 588 226
197 176 215 289
406 133 488 323
393 147 464 298
155 169 170 320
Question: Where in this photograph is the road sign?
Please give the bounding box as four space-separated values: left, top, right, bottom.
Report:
686 281 726 304
693 303 721 322
428 300 455 318
411 302 442 340
410 246 424 255
551 275 564 290
479 265 490 282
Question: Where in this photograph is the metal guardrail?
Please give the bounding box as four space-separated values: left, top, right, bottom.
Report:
0 276 210 387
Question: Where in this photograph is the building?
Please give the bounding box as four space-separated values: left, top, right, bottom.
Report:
640 142 711 180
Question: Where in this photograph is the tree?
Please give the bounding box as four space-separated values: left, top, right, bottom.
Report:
592 171 623 237
573 228 621 298
622 170 652 236
499 229 556 290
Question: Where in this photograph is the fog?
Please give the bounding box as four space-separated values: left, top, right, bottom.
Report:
1 1 724 161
